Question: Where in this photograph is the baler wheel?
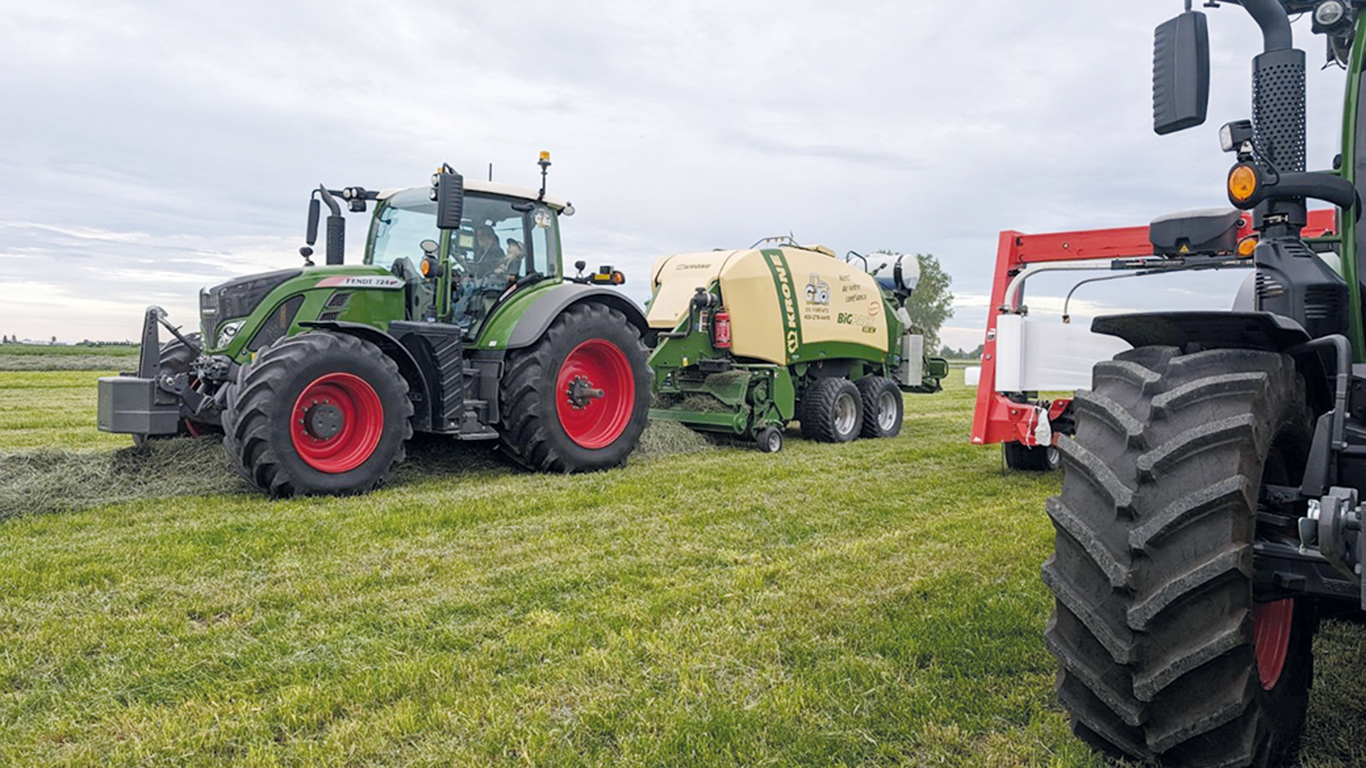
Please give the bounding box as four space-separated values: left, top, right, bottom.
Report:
1004 441 1060 471
799 378 862 443
755 426 784 453
221 332 412 497
856 376 903 438
1043 346 1316 768
499 302 652 472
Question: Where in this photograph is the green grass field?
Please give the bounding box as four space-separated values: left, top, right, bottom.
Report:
0 345 139 372
1 366 1362 766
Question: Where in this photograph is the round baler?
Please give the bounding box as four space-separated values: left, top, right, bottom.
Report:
645 243 947 451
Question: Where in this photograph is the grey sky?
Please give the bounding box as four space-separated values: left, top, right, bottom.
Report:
0 1 1350 348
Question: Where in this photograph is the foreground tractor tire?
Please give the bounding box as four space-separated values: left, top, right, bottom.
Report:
1004 441 1060 471
1044 346 1315 768
132 333 220 445
499 302 652 472
222 332 413 497
856 376 903 438
800 378 862 443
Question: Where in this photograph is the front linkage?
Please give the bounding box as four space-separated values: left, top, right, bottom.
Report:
98 306 235 440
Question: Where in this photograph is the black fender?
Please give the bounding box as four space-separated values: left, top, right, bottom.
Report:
1092 310 1311 352
506 284 650 349
298 320 433 429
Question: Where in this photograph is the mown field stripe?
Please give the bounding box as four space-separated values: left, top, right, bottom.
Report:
0 367 1360 767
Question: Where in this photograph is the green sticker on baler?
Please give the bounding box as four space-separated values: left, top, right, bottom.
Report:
761 249 803 358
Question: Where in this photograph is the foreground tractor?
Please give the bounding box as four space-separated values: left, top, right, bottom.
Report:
645 241 947 451
99 155 651 496
1043 2 1366 766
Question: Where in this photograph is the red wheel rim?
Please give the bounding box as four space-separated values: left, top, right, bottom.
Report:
289 372 384 473
1253 598 1294 690
554 339 635 449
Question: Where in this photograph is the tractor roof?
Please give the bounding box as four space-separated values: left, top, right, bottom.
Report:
378 179 568 211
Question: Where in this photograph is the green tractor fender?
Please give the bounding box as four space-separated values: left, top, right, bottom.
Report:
496 283 649 350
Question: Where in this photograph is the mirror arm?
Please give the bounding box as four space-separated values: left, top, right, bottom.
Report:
1238 0 1294 52
316 185 342 216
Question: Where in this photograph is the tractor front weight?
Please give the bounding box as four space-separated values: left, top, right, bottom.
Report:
98 306 229 439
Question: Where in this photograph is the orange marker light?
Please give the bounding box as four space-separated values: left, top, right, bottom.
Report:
1229 165 1258 203
1237 237 1258 258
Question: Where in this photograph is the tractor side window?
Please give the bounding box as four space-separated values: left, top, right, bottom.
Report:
529 205 558 278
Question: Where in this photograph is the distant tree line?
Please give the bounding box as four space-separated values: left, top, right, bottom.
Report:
939 344 984 361
1 335 134 346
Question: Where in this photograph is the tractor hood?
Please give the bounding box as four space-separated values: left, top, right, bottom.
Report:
200 268 302 346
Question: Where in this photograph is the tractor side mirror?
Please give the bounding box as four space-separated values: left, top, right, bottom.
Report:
433 171 465 230
306 198 321 246
1153 11 1210 135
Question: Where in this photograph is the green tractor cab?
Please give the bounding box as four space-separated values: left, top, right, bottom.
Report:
99 156 652 496
644 241 948 452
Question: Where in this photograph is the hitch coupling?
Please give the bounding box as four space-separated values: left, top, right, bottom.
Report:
1302 487 1366 610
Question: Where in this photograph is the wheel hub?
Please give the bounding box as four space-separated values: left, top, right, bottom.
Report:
565 375 606 410
288 372 384 473
835 392 858 435
304 401 344 440
554 339 636 450
877 390 898 431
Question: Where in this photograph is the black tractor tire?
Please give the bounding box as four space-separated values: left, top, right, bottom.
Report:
499 302 652 472
157 332 199 374
132 333 220 445
856 376 903 438
1003 441 1060 471
1043 346 1316 768
221 332 413 497
799 378 862 443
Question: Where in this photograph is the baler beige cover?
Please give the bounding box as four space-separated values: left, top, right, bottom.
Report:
647 246 889 365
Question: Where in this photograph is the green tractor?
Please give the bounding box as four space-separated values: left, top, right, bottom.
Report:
1044 2 1366 766
99 155 652 496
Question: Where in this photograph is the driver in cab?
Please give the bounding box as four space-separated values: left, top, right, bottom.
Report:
473 223 522 279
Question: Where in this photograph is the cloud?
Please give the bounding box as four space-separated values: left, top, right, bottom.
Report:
0 1 1347 345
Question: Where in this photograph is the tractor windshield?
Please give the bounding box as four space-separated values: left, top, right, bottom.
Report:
365 188 559 281
367 188 438 272
366 187 561 336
